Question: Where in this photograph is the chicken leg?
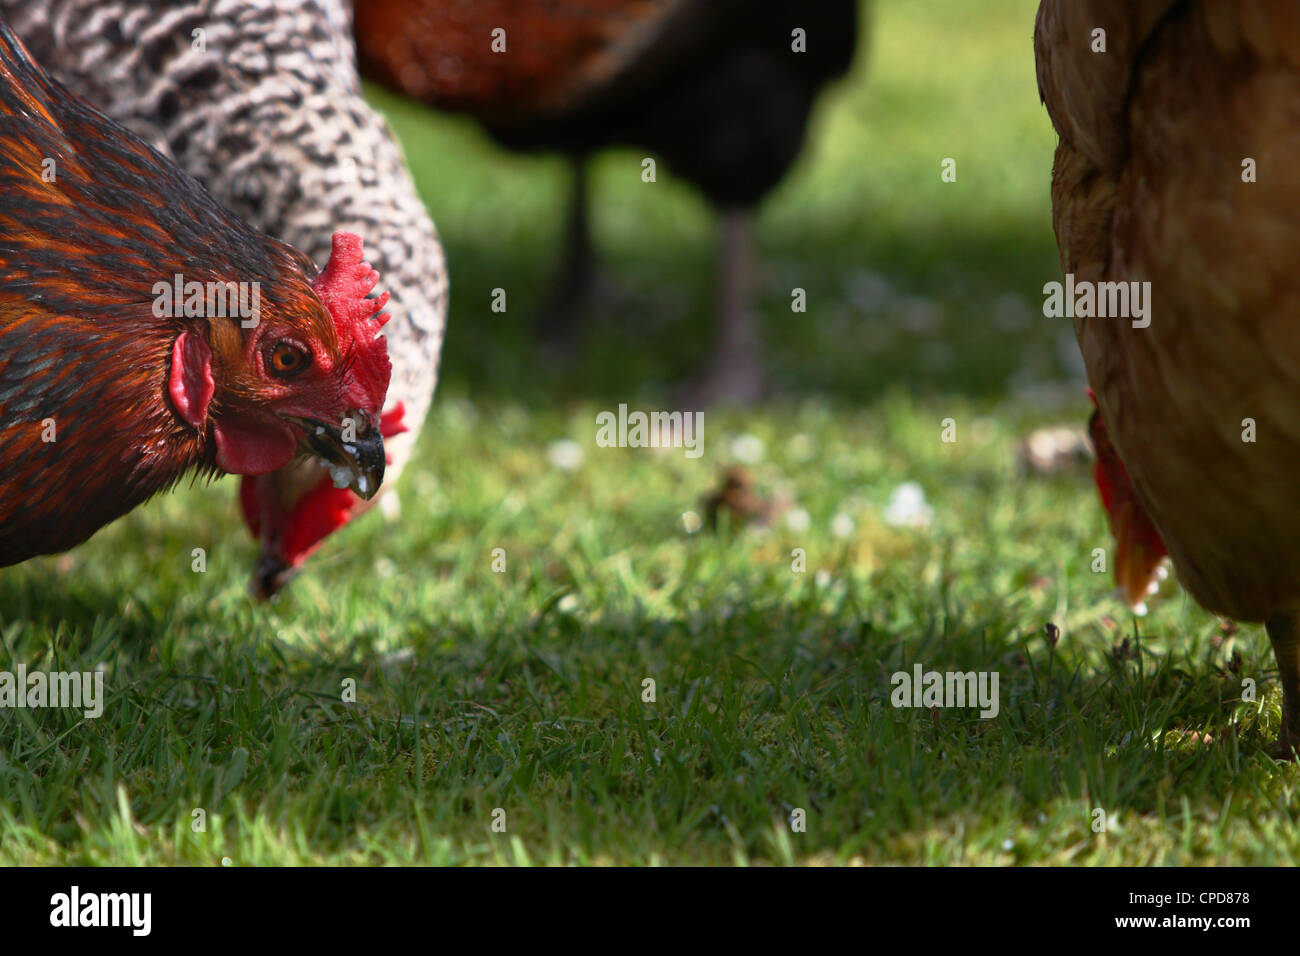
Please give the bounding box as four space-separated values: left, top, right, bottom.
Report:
1266 615 1300 759
537 155 596 349
697 206 764 405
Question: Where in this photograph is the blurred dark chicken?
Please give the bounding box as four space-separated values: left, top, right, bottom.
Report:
0 17 391 566
356 0 862 403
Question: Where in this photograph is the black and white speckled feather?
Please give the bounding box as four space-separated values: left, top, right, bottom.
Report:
4 0 448 497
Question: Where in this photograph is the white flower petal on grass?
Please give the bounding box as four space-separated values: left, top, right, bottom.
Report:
785 507 811 533
883 481 934 528
379 489 401 521
730 434 765 464
557 593 580 614
787 434 815 462
547 439 584 471
830 513 855 538
681 510 703 534
815 570 832 588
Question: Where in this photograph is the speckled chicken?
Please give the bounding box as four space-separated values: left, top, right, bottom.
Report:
3 0 449 595
1036 0 1300 754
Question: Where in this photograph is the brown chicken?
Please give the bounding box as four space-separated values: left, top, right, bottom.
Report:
1036 0 1300 754
2 0 449 599
356 0 861 402
0 17 391 568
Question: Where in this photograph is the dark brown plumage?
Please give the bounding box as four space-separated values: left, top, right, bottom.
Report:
0 17 391 567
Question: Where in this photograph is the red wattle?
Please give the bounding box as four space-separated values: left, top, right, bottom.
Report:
238 399 410 565
214 417 297 476
381 402 408 438
278 481 359 566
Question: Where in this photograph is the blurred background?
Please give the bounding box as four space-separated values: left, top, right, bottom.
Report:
370 0 1068 408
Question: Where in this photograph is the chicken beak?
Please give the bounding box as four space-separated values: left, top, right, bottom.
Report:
299 415 386 500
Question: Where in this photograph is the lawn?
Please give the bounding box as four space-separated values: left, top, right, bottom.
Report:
3 0 1298 866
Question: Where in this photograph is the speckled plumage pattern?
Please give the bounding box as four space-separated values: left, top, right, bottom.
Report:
3 0 448 496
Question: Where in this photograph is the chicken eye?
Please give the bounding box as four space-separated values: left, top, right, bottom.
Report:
268 342 310 377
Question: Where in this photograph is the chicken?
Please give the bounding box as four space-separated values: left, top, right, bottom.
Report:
355 0 860 403
0 16 391 567
3 0 449 596
1036 0 1300 753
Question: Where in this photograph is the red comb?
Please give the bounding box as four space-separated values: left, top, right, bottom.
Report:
313 231 392 414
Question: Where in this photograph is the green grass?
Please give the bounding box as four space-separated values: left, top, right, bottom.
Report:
4 0 1300 866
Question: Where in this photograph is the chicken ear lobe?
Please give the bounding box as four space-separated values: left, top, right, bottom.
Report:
169 330 215 428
